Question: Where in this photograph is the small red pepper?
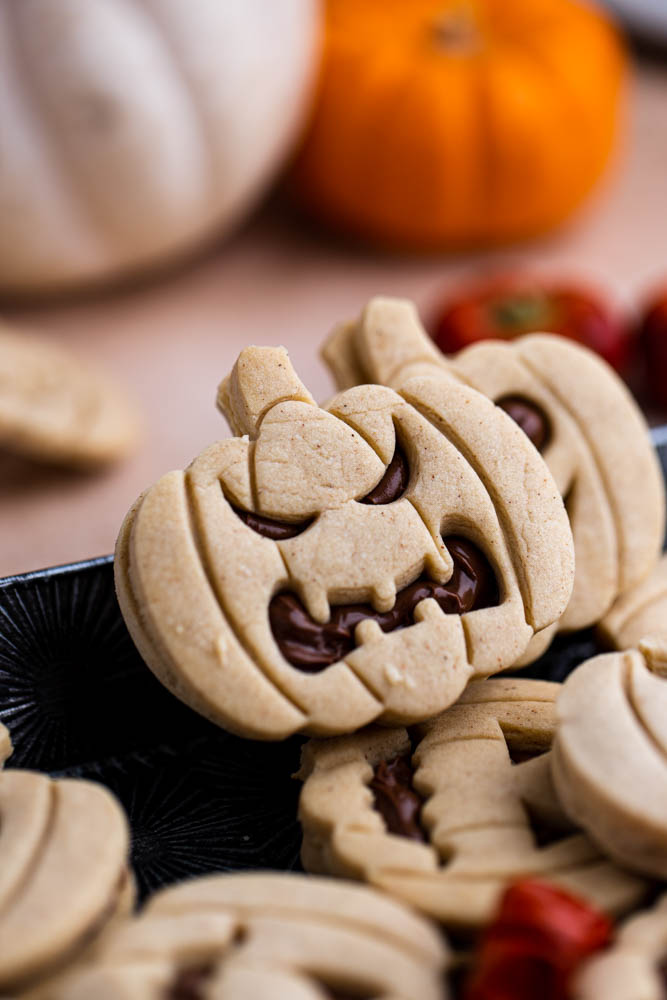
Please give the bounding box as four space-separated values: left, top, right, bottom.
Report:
462 880 613 1000
431 274 632 375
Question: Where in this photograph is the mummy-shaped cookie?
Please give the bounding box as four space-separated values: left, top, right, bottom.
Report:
0 724 133 995
116 346 573 740
553 650 667 879
0 321 139 467
323 297 665 659
297 679 648 930
574 893 667 1000
598 554 667 674
47 873 449 1000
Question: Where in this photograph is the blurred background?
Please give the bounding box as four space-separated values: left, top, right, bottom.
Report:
1 0 666 576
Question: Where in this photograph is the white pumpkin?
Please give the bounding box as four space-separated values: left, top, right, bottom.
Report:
0 0 319 294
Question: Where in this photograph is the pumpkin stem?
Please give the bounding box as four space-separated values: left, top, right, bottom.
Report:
432 3 480 53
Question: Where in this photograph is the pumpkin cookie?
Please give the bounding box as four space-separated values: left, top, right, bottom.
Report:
598 554 667 674
296 679 647 930
116 345 573 740
0 321 139 467
575 893 667 1000
47 872 449 1000
553 650 667 879
0 748 134 995
323 297 665 660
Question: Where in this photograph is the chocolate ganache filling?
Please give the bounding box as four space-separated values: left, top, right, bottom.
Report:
497 395 550 452
360 445 409 505
231 506 312 541
370 755 426 842
166 964 214 1000
326 992 374 1000
232 445 408 541
269 536 499 671
658 956 667 994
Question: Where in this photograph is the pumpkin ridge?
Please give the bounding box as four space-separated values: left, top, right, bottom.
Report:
181 467 309 718
517 350 624 587
128 0 216 209
398 388 535 631
1 1 104 266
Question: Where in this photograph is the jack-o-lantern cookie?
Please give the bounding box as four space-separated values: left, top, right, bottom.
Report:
553 650 667 879
0 321 139 467
323 297 665 661
0 727 134 996
115 346 573 740
574 893 667 1000
47 872 449 1000
598 554 667 674
296 679 647 930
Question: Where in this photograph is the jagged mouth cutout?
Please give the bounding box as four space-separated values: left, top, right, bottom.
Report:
227 441 499 672
269 536 499 672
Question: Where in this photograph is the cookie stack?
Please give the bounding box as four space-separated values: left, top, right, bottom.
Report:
6 296 667 997
0 724 134 998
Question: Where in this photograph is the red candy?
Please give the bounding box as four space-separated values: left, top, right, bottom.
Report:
432 274 632 374
462 880 613 1000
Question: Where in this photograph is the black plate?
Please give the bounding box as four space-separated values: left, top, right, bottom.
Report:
2 429 666 901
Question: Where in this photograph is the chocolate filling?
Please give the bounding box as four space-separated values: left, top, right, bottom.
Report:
658 955 667 994
166 964 215 1000
326 992 374 1000
360 446 409 505
370 755 426 842
269 536 499 670
232 444 408 540
497 395 550 452
509 748 546 765
231 506 312 541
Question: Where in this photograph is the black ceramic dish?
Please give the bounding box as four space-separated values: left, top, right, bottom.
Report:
1 427 666 902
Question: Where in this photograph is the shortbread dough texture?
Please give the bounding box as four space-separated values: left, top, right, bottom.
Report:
0 724 133 995
323 297 665 662
46 872 449 1000
553 650 667 879
0 321 139 466
296 679 647 930
598 553 667 674
575 893 667 1000
116 345 573 739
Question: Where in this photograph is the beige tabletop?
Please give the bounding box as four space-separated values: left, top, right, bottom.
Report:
2 61 667 579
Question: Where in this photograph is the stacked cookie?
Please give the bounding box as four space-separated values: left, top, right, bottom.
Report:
0 724 134 998
296 678 647 930
1 715 448 1000
323 296 666 662
6 296 667 996
45 873 449 1000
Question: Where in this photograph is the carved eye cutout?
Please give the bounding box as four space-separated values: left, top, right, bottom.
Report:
269 536 499 671
231 505 312 541
359 444 409 505
496 395 551 452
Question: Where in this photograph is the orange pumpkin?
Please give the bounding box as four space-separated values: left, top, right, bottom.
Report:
290 0 627 249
